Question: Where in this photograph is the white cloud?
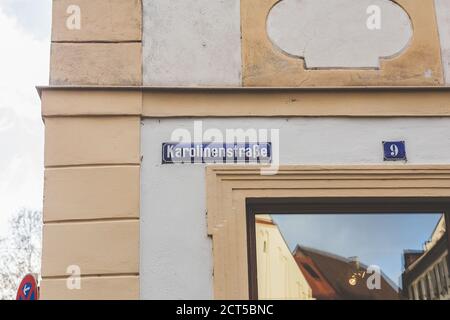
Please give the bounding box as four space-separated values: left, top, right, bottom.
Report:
0 6 50 236
267 0 413 69
1 0 52 40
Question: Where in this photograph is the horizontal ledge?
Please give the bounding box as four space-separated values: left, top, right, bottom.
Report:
45 164 141 169
218 176 450 181
45 163 141 169
38 86 450 117
207 164 450 172
43 114 141 118
44 217 140 225
36 85 450 96
42 273 139 280
230 187 450 191
51 41 141 44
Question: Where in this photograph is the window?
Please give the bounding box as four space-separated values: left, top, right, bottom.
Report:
301 263 320 280
248 198 450 300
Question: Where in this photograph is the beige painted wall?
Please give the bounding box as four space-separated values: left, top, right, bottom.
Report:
40 96 141 300
52 0 142 42
50 0 142 86
41 0 143 299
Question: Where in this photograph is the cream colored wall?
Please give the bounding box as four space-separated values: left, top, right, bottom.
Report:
424 215 446 251
408 251 450 300
255 215 312 300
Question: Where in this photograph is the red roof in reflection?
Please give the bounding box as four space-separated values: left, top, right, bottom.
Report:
294 246 400 300
294 252 338 300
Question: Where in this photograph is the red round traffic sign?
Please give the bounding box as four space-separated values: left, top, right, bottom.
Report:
16 274 39 300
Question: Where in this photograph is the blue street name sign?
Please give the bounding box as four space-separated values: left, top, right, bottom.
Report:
162 142 272 164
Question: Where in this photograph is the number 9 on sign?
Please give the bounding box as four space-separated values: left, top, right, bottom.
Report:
383 141 406 161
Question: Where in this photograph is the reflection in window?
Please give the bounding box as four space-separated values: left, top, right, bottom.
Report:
301 263 320 280
402 215 450 300
255 213 449 300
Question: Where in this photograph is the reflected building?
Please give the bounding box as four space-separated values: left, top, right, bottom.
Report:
402 215 450 300
255 215 313 300
292 246 338 300
293 246 400 300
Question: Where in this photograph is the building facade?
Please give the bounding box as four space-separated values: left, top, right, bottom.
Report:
39 0 450 299
402 216 450 300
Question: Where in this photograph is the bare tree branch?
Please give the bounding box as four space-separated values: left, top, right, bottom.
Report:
0 208 42 300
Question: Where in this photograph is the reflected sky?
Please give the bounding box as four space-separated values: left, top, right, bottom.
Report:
270 213 442 287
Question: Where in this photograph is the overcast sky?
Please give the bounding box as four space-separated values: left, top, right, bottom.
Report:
0 0 52 237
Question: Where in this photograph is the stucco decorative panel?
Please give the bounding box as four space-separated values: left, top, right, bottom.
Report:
242 0 444 86
267 0 412 69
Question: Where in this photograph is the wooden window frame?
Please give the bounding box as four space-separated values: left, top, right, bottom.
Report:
206 165 450 299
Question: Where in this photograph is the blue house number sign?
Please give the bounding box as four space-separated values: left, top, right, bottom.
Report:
383 141 406 161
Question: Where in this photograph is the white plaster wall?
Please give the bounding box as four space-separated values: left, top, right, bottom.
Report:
142 0 242 86
435 0 450 85
267 0 412 68
141 117 450 299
